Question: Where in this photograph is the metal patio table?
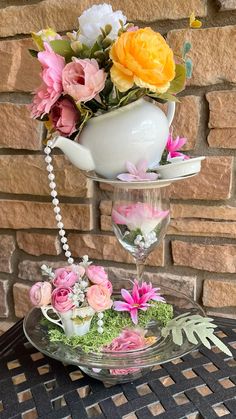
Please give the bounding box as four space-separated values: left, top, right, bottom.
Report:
0 318 236 419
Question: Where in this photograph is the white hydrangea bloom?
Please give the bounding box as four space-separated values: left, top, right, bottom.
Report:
78 3 127 47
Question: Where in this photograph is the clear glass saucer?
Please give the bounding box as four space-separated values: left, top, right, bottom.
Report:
23 287 204 384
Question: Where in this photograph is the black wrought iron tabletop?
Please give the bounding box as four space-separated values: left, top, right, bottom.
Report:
0 318 236 419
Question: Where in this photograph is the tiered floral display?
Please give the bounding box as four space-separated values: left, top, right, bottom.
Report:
26 3 232 382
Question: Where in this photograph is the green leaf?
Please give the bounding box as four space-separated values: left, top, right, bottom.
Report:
49 40 74 61
28 49 38 58
161 313 232 357
148 92 180 103
185 58 193 79
182 41 192 58
168 64 186 94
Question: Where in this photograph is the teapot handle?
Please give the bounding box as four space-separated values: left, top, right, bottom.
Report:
166 102 175 127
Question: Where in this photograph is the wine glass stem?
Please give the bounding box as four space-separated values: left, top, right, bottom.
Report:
136 259 145 283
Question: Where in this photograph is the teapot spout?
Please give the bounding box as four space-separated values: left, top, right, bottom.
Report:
50 136 95 172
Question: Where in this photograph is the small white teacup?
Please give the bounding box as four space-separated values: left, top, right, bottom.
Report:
41 305 95 337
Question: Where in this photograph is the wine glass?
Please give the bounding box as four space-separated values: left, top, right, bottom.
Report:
111 187 170 283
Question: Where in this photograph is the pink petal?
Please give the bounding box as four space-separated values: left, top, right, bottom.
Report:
126 161 138 175
117 173 139 182
131 284 140 304
130 308 138 324
175 137 187 149
139 304 150 311
111 209 128 225
113 301 131 311
136 159 148 173
121 289 134 305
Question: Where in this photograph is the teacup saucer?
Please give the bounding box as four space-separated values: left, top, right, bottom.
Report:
155 156 205 179
85 171 199 189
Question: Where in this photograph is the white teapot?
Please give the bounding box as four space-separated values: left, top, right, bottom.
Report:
51 98 175 179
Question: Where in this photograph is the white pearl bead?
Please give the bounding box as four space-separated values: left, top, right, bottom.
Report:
97 320 103 326
63 244 69 251
45 156 52 163
46 164 53 172
59 229 65 236
44 146 51 154
57 222 64 229
47 140 53 147
49 182 56 189
52 198 59 205
53 207 60 214
68 258 74 264
65 251 71 257
55 214 62 221
51 190 57 197
61 237 67 243
48 173 55 181
97 327 103 334
98 312 104 319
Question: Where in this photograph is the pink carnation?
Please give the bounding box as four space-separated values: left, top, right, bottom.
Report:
62 58 106 102
30 43 65 118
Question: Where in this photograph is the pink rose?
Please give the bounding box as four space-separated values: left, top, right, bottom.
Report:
62 58 106 102
53 267 78 288
86 265 108 285
51 287 74 312
110 368 140 376
104 328 146 352
51 98 80 136
29 281 52 307
30 43 65 118
102 280 113 295
86 285 112 312
104 328 146 376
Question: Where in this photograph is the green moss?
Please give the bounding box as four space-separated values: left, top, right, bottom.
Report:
48 302 173 353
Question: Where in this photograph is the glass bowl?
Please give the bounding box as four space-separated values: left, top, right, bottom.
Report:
23 286 204 384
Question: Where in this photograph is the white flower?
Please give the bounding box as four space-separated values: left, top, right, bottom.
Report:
78 3 127 47
80 255 92 269
41 264 55 278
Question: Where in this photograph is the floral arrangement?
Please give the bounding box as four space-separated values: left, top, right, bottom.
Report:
29 256 232 377
30 257 113 335
29 3 189 140
29 256 173 353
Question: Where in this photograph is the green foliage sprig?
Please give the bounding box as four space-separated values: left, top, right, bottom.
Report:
161 313 232 356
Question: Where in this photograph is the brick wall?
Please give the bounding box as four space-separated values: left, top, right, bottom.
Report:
0 0 236 334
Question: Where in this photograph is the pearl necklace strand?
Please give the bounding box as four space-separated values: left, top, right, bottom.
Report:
44 142 104 334
44 141 74 265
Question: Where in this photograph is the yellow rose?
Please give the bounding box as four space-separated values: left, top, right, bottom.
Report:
110 28 175 93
